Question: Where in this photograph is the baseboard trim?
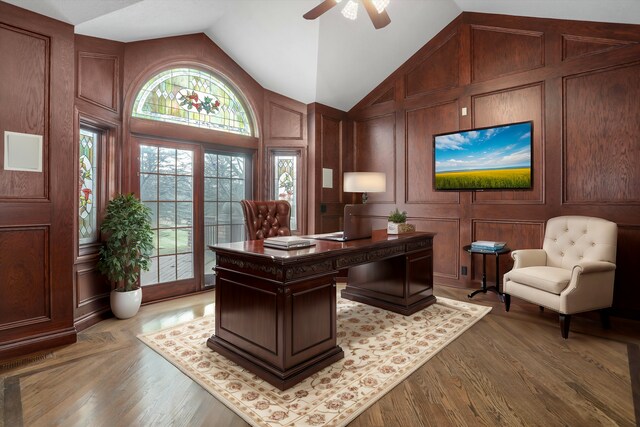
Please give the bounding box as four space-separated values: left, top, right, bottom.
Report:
0 327 77 361
74 308 113 332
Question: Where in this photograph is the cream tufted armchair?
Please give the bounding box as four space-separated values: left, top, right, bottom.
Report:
503 216 617 338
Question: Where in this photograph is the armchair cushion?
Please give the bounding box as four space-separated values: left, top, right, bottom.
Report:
506 266 571 295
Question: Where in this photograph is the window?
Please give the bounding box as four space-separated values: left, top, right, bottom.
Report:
203 151 250 286
139 145 195 286
79 128 99 245
272 151 301 231
132 68 253 136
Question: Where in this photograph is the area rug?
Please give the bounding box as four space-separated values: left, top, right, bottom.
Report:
139 295 491 427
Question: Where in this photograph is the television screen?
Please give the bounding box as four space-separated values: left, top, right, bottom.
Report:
433 121 533 191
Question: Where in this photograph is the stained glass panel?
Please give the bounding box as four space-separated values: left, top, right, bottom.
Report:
274 154 297 231
79 128 98 244
132 68 253 136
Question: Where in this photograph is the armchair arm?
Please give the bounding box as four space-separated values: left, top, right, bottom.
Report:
560 261 617 313
572 261 616 275
511 249 547 269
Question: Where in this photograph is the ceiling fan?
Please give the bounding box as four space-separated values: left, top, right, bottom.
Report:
304 0 391 29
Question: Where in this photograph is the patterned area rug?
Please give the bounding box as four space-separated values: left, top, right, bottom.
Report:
139 295 491 427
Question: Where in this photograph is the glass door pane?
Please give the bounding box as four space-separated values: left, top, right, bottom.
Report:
140 144 194 286
204 151 249 286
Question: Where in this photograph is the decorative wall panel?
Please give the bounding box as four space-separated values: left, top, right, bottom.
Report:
353 114 396 204
472 83 544 204
76 266 109 307
562 35 635 61
405 33 459 97
405 101 459 204
412 218 459 279
563 62 640 204
471 25 544 82
0 227 49 327
372 87 394 105
321 115 342 203
78 52 119 112
0 23 48 199
269 103 303 140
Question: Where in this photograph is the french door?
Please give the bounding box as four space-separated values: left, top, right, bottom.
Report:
135 138 251 302
203 150 251 286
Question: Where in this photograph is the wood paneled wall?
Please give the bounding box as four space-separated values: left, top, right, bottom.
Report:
307 103 351 233
0 2 76 358
73 35 124 331
347 13 640 318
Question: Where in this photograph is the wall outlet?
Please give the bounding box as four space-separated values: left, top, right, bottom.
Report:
461 266 468 276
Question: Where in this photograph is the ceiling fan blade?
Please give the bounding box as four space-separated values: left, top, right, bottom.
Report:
361 0 391 29
303 0 340 20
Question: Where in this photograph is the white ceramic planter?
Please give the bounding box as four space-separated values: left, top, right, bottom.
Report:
388 222 401 234
110 288 142 319
387 222 416 234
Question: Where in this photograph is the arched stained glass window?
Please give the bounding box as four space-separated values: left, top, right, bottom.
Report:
132 68 253 136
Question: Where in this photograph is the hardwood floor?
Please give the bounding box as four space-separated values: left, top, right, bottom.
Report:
1 285 638 426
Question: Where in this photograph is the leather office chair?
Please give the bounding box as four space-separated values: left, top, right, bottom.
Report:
240 200 292 240
503 216 617 339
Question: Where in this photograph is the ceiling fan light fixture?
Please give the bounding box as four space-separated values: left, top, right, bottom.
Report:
372 0 390 14
341 0 359 20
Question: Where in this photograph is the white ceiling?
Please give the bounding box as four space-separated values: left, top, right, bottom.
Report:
5 0 640 111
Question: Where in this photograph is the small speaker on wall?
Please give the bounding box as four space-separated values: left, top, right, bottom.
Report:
4 131 43 172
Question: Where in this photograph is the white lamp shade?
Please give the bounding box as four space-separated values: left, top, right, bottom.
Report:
343 172 386 193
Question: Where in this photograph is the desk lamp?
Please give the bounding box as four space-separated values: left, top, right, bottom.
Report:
344 172 386 203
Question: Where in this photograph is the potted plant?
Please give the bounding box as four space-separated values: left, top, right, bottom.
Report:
97 193 153 319
387 208 416 234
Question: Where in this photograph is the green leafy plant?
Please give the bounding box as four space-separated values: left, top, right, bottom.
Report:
388 208 407 224
97 194 153 292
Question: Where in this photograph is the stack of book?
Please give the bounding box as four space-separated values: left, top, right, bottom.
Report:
471 241 506 251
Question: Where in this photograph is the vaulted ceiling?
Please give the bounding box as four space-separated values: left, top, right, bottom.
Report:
5 0 640 111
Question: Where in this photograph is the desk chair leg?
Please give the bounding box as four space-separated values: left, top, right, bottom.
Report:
559 314 571 339
504 294 511 312
600 308 611 330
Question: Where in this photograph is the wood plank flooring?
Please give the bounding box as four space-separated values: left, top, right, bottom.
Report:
1 285 638 427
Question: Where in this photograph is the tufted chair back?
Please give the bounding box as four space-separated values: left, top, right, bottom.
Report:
240 200 292 240
543 216 617 270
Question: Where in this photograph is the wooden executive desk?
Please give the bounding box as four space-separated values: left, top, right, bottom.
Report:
207 231 436 390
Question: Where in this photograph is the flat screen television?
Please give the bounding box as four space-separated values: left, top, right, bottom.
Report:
433 121 533 191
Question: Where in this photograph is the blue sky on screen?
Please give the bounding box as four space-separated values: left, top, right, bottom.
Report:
435 122 532 172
